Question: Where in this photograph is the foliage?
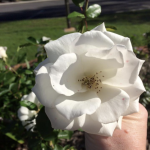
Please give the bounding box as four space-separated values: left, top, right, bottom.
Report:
0 35 76 149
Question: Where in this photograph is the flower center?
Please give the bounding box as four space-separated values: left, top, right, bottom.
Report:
78 71 103 93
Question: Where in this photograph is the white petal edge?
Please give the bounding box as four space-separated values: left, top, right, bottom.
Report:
91 86 130 124
73 30 114 55
121 76 145 101
45 33 81 63
45 107 74 130
50 53 83 96
75 114 117 136
102 45 144 87
92 22 106 32
34 58 50 75
32 63 58 108
122 98 139 116
93 23 133 51
116 116 123 130
55 91 101 120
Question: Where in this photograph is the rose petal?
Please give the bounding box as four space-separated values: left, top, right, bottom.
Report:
81 57 119 77
34 58 50 75
84 46 124 76
50 53 84 96
92 23 133 51
91 85 129 123
18 107 36 121
121 77 145 101
122 98 139 116
18 107 31 115
32 64 58 108
45 33 81 63
55 91 101 120
45 107 74 130
21 95 28 101
18 115 30 121
76 114 103 134
100 122 118 136
74 30 114 55
22 120 35 131
116 116 123 130
26 92 41 107
92 22 106 32
102 45 144 87
78 114 117 136
103 31 133 51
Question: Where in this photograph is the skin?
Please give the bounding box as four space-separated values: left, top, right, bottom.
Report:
85 104 148 150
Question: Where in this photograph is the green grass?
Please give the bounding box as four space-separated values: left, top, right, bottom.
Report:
0 9 150 65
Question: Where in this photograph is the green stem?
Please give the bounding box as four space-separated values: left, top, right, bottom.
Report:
5 60 20 77
85 0 89 11
80 0 89 33
81 25 85 34
84 0 89 31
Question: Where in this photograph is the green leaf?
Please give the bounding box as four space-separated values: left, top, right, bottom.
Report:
25 59 30 69
17 52 27 63
106 26 117 32
77 20 85 33
3 72 16 85
41 142 52 150
86 4 101 18
68 11 85 18
27 36 37 44
54 144 63 150
25 70 33 75
36 107 53 140
63 145 71 150
5 132 24 144
17 43 32 52
0 72 5 82
0 89 10 96
28 138 41 150
25 80 32 85
20 100 38 111
72 0 84 7
20 74 26 83
9 83 18 91
58 130 73 140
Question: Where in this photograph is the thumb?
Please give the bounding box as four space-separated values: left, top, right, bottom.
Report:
85 104 148 150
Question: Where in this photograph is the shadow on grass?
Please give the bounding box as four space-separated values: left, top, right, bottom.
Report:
87 9 150 25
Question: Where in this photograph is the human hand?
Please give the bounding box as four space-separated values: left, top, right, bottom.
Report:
85 104 148 150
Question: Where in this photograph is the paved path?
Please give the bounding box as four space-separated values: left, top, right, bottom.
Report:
0 0 150 22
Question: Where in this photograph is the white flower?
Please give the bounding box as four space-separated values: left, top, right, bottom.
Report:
0 46 7 61
33 23 145 136
42 36 51 41
18 92 41 131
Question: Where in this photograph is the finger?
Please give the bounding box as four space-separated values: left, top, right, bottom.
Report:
85 104 148 150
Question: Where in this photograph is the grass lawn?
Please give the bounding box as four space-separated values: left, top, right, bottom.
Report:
0 9 150 65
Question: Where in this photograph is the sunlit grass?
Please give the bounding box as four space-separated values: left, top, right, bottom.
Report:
0 9 150 65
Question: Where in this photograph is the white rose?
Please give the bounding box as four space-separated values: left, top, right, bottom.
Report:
0 46 7 61
33 23 145 136
18 92 41 131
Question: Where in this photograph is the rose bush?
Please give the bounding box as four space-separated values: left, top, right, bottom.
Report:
33 23 145 136
18 92 41 131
